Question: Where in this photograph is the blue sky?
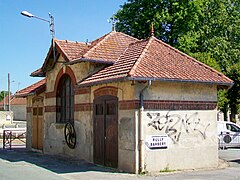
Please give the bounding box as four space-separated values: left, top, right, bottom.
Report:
0 0 126 93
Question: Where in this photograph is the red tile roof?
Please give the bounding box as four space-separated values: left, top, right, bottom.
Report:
30 31 233 88
79 39 149 86
31 31 137 77
15 79 46 97
55 40 90 61
0 95 26 106
0 95 13 106
78 36 233 87
55 31 137 63
83 31 137 63
11 97 26 105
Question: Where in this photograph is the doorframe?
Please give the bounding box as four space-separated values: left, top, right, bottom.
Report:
93 95 119 168
31 96 44 150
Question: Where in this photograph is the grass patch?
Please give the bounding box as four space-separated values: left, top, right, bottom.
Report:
159 167 175 173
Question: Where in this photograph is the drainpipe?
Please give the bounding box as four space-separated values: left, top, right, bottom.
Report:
139 80 151 173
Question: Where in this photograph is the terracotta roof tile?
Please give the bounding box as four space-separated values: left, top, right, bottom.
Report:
32 32 137 76
83 31 138 63
0 95 13 106
30 31 232 88
55 40 90 61
79 39 149 86
79 36 233 87
11 97 26 105
15 79 46 97
0 95 26 106
131 37 233 84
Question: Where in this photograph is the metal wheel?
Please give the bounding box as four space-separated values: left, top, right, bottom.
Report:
223 134 232 144
64 122 76 149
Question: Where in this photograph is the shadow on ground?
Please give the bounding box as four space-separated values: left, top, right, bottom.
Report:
0 147 118 174
229 159 240 164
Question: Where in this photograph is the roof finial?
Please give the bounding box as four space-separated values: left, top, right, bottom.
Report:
151 22 154 36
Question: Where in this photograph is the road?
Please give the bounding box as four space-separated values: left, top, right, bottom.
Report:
0 147 239 180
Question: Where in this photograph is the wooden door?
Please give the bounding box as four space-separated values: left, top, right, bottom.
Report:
93 96 118 168
32 97 44 150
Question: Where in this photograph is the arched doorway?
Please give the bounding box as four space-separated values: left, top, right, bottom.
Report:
93 95 118 168
32 96 44 150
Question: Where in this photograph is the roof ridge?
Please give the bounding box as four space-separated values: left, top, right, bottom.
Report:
128 37 153 76
83 31 114 58
15 78 46 95
117 31 139 41
55 39 85 44
113 37 142 64
152 37 230 80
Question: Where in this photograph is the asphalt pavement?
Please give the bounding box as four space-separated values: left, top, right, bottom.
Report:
0 146 239 180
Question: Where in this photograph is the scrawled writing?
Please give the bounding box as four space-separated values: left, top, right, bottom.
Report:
147 112 210 143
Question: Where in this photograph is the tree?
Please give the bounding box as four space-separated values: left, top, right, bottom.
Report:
116 0 240 121
0 91 8 102
116 0 204 46
226 63 240 121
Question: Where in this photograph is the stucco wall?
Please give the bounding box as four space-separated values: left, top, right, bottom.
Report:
12 104 26 121
26 95 33 150
142 110 218 172
0 111 13 125
118 110 137 173
44 59 93 158
135 81 217 101
44 80 137 169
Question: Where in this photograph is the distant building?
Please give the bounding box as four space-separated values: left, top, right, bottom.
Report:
0 95 26 121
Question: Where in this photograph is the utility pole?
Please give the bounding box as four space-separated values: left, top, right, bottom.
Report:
3 91 5 110
8 73 10 111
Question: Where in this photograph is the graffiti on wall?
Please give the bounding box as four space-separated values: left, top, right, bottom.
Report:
147 112 210 143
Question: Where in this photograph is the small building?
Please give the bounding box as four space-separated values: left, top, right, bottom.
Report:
16 31 233 173
0 95 27 121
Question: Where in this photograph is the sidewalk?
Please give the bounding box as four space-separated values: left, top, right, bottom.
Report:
0 147 239 180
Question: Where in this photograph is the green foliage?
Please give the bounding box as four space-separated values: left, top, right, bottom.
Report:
226 63 240 120
218 89 229 121
116 0 204 46
116 0 240 120
0 91 8 102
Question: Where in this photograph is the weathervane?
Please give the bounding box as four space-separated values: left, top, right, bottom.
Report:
108 15 118 31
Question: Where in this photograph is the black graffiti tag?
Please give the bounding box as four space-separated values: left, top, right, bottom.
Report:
147 112 210 143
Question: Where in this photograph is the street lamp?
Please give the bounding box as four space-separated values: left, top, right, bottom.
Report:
21 11 56 62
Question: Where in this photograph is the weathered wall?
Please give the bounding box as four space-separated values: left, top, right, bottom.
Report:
44 56 93 159
12 104 26 121
118 109 137 173
0 111 13 125
26 95 33 150
142 110 218 172
134 81 217 101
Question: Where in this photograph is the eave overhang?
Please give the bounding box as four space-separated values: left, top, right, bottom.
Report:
77 76 234 89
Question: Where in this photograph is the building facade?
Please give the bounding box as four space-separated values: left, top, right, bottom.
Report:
16 31 233 173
